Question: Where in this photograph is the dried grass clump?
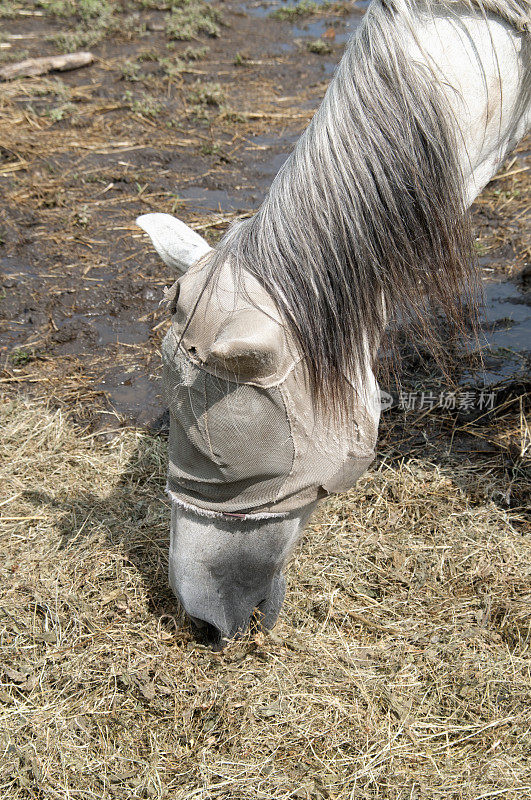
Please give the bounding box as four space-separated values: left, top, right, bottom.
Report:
1 398 530 799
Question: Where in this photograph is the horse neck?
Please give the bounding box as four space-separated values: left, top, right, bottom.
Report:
221 0 529 416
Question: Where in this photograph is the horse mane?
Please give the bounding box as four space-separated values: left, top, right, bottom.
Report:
206 0 530 418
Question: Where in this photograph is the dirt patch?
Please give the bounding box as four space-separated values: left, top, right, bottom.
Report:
0 2 528 432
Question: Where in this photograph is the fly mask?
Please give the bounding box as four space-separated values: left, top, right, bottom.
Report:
162 256 381 517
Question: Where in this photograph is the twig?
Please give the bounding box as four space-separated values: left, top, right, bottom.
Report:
0 52 94 81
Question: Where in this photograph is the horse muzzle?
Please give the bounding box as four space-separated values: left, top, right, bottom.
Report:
179 573 287 650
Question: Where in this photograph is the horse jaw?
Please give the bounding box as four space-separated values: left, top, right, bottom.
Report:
168 500 317 648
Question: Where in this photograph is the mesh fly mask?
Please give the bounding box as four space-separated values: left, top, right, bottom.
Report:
162 258 380 517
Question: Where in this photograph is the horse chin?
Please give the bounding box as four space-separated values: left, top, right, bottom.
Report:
168 500 315 648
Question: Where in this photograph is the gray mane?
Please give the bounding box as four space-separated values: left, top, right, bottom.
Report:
207 0 530 416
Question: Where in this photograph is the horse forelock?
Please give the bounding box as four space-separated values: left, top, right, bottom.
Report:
205 0 530 420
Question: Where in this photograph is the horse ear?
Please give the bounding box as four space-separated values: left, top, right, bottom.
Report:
208 310 285 379
136 213 212 274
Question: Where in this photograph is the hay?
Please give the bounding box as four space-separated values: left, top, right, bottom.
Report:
1 397 530 799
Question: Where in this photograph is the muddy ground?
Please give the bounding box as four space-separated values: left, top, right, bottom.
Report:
1 0 529 435
0 0 367 429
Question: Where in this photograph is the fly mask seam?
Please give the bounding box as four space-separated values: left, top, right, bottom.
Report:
177 342 303 390
166 489 291 521
202 373 215 462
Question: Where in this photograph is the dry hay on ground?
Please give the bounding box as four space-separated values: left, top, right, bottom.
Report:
1 397 530 799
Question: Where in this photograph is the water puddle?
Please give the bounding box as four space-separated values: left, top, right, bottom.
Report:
463 276 531 386
0 256 52 346
1 256 40 280
51 313 150 354
179 187 240 212
95 367 163 427
290 15 359 44
246 133 299 177
240 0 366 57
241 0 370 17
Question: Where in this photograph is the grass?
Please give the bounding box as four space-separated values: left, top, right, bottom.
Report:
8 348 34 366
120 60 142 82
270 1 331 21
123 89 163 118
182 45 209 61
0 48 29 64
0 2 17 18
188 81 225 107
158 46 210 78
307 38 333 54
234 51 249 66
166 2 222 41
0 397 529 799
73 204 91 227
1 0 222 53
37 0 112 19
41 0 118 51
47 101 78 122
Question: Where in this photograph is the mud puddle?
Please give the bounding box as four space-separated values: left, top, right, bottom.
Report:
2 142 529 423
95 367 163 428
178 133 299 211
463 275 531 386
241 0 366 64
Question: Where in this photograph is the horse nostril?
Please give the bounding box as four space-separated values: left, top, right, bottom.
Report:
189 616 224 649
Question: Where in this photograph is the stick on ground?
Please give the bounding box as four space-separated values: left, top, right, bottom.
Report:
0 52 94 81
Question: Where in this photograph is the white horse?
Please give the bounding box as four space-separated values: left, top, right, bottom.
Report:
138 0 530 647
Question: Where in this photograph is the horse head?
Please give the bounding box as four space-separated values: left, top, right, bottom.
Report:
133 0 531 648
137 213 380 648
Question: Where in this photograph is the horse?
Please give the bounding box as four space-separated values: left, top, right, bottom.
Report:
137 0 530 648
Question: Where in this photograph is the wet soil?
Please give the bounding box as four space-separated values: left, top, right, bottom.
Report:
0 0 529 432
